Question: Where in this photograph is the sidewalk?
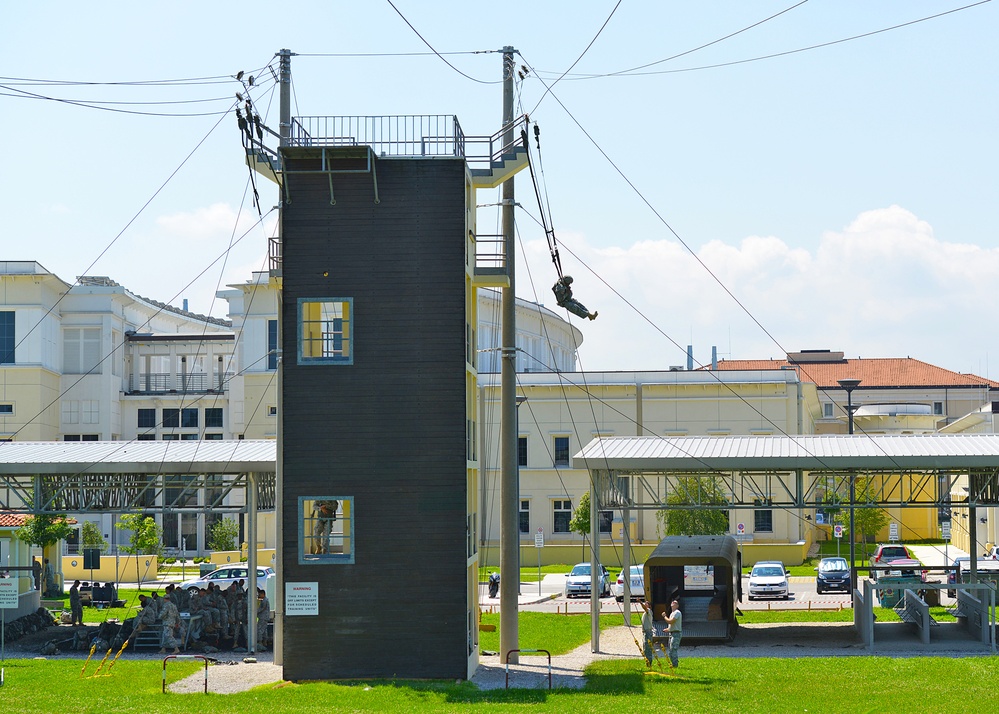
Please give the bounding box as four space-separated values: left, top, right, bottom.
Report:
908 543 968 568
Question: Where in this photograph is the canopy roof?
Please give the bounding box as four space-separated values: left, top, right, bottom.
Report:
573 434 999 473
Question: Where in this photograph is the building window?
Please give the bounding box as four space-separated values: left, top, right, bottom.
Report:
162 434 179 441
0 404 13 415
0 312 14 364
63 327 102 375
181 433 199 440
754 499 773 533
162 409 180 428
205 408 223 428
267 319 278 370
203 433 223 440
300 497 354 564
553 499 572 533
267 406 277 417
933 402 944 416
298 298 353 365
823 403 834 418
519 499 530 534
137 409 156 429
181 408 198 428
518 436 528 467
599 510 613 534
64 434 99 441
136 434 156 441
553 436 570 467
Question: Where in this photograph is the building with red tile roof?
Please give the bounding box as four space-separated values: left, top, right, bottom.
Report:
707 350 999 434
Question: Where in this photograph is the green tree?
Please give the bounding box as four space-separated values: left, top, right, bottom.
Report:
208 517 240 552
115 512 162 588
16 514 74 596
15 513 74 550
656 476 730 536
846 476 889 558
115 513 162 556
81 521 108 552
569 491 593 562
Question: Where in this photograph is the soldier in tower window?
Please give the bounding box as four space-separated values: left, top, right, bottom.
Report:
312 499 339 554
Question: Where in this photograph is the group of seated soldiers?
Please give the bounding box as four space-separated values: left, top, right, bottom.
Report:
122 579 269 654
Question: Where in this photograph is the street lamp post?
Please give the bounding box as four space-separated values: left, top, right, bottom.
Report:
838 378 861 596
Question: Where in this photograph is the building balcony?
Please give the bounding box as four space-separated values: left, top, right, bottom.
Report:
127 372 232 395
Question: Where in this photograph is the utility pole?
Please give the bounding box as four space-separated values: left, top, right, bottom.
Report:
499 45 519 666
273 47 293 666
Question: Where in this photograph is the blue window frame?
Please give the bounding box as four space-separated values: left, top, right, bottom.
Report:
267 319 278 370
298 298 353 365
0 312 13 364
300 496 354 564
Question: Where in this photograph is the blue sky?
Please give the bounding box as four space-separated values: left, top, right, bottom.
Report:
4 1 997 376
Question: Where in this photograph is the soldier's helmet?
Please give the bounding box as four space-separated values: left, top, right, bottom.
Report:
562 275 573 284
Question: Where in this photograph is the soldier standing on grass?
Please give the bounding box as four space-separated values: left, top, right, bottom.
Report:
69 580 83 626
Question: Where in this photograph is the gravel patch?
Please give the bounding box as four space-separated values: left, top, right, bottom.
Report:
168 658 283 694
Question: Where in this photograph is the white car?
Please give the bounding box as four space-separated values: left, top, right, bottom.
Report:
747 561 788 600
178 565 276 603
611 565 645 602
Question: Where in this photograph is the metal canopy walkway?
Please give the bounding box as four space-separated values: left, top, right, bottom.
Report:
0 440 276 514
573 434 999 511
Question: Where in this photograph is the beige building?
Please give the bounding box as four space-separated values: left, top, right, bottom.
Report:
478 369 821 565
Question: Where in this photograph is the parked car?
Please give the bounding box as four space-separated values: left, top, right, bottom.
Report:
179 565 276 603
611 565 645 602
814 557 851 594
947 556 971 598
870 544 911 564
984 546 999 560
564 562 611 599
747 561 789 600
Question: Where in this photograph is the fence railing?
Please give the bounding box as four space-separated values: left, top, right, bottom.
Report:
128 372 233 394
290 115 465 157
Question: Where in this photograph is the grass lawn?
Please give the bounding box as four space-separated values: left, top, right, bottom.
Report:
478 612 633 655
2 655 997 713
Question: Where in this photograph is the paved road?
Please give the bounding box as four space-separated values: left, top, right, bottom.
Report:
480 544 973 611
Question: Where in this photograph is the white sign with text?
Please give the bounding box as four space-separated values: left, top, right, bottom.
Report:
0 579 17 608
285 581 319 616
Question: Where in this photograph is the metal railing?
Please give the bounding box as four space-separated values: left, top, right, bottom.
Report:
287 114 529 167
128 372 233 394
464 114 528 172
291 115 465 158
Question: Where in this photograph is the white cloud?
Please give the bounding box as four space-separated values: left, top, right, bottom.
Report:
535 206 999 377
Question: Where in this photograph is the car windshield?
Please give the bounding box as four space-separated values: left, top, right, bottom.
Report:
819 559 849 573
753 566 783 577
880 547 907 559
570 565 591 576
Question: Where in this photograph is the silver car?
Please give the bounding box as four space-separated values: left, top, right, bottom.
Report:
564 562 611 599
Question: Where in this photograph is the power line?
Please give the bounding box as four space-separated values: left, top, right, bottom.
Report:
0 84 236 117
384 0 503 85
528 0 623 115
537 0 991 80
